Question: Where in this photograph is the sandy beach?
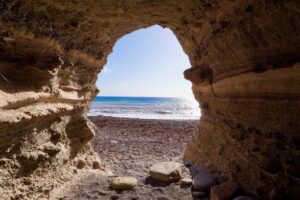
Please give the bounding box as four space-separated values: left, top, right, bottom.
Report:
56 116 199 200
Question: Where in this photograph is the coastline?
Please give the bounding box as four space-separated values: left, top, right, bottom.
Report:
89 115 199 169
88 96 200 120
88 114 200 121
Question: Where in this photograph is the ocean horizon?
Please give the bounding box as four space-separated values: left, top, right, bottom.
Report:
88 96 200 120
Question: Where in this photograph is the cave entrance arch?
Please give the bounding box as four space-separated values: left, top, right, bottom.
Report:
0 1 299 199
90 25 200 119
88 25 201 199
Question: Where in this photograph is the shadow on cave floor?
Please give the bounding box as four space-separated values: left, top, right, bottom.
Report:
54 116 198 200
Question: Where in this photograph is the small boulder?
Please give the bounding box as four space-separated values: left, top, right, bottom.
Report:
111 176 137 190
192 171 216 191
149 162 182 182
210 181 239 200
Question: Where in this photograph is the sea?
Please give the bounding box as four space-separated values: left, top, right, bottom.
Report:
88 96 200 120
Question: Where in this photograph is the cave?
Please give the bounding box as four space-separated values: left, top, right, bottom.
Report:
0 1 299 200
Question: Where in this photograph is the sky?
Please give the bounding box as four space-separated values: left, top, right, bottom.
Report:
96 25 194 99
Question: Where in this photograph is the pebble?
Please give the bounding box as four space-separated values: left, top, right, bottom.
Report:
110 176 137 190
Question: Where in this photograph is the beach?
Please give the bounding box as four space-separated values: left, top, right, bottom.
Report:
56 116 199 200
88 96 200 120
91 116 199 200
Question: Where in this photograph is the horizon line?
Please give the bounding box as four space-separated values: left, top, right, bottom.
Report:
95 95 195 100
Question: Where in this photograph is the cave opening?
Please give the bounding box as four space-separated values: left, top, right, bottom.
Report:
1 1 299 199
88 25 201 199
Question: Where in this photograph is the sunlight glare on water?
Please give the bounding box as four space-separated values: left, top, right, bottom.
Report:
89 96 200 120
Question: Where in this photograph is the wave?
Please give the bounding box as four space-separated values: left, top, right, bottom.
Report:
88 96 200 120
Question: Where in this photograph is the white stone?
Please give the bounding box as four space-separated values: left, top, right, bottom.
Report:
149 162 182 182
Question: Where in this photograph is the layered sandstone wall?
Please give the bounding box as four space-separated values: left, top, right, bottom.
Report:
0 21 104 199
0 0 299 199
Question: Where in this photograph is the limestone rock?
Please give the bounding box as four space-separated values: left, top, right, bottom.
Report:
17 151 50 176
149 162 182 182
110 176 137 190
66 117 96 143
18 152 48 168
42 143 61 157
210 181 239 200
0 0 299 199
192 171 216 191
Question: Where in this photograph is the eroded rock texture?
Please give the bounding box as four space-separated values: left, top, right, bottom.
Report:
0 0 299 199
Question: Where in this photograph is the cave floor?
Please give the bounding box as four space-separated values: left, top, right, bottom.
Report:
53 116 198 200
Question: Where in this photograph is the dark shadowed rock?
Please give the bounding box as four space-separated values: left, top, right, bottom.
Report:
192 191 207 197
192 171 216 191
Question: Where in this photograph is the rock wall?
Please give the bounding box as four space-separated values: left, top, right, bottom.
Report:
0 0 299 199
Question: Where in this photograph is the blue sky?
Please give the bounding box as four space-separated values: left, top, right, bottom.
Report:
96 25 194 99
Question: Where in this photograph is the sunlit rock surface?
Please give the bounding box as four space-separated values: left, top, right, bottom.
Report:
0 0 299 199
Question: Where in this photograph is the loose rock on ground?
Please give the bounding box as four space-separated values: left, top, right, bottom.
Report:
110 176 138 190
149 161 182 182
